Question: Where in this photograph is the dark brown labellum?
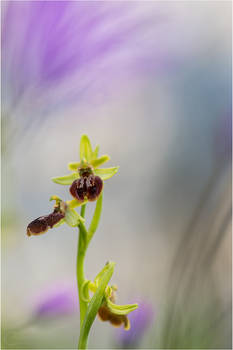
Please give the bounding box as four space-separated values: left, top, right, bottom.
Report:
27 209 65 237
27 216 49 236
46 211 65 228
69 175 103 202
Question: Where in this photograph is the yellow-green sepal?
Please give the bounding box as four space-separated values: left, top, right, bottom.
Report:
52 173 79 185
92 145 100 159
80 135 93 162
67 199 88 209
94 167 119 180
106 298 138 315
90 155 110 168
68 162 80 171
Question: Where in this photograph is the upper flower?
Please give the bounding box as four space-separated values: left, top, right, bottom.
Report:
26 135 118 236
52 135 119 204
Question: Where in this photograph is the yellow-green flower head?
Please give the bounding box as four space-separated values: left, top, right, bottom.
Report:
52 135 119 205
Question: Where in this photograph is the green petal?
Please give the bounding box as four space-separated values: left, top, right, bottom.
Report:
90 155 110 168
106 298 138 315
67 199 88 208
81 280 91 302
64 207 82 227
94 167 119 180
68 162 80 171
52 173 79 185
49 195 62 203
92 145 100 159
80 135 92 162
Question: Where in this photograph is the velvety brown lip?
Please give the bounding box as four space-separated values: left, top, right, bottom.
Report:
27 209 65 236
69 175 103 202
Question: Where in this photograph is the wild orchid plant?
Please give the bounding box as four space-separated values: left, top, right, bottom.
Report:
27 135 138 349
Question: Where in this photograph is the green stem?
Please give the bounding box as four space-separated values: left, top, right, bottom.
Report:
80 204 86 218
77 204 87 327
77 196 104 349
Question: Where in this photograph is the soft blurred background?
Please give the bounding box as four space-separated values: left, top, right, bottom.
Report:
1 1 232 349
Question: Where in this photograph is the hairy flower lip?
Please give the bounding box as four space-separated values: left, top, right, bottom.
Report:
27 216 50 236
27 201 66 237
69 175 103 203
27 211 65 237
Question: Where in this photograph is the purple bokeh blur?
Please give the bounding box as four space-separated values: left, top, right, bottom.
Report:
2 1 188 117
116 300 154 347
32 282 78 319
2 2 152 113
2 2 231 348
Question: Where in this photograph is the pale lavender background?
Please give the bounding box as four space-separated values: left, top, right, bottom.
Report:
2 1 231 349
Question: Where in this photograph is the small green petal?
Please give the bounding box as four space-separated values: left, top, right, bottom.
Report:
68 162 80 171
80 135 92 162
65 207 82 227
67 199 88 208
94 167 119 180
52 173 79 185
90 155 110 168
106 298 138 315
92 145 100 159
49 195 62 203
81 280 91 302
53 218 65 228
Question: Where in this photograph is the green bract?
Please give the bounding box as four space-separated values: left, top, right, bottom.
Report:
52 135 119 185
